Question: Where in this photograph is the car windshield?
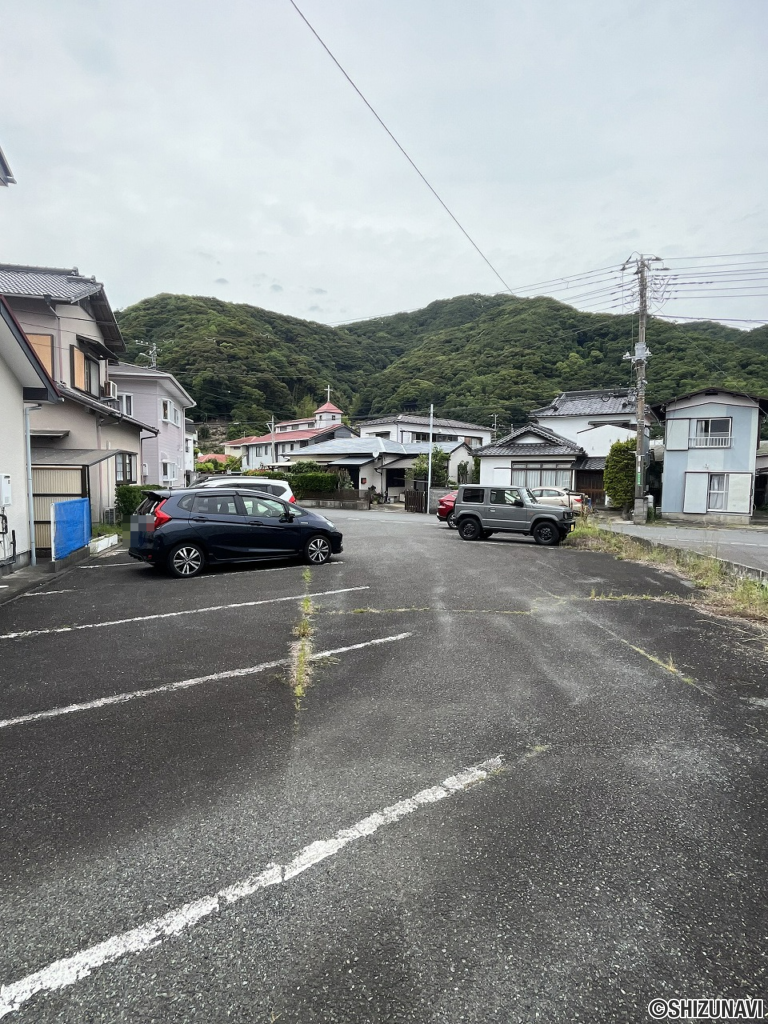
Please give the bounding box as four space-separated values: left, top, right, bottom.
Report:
524 488 538 503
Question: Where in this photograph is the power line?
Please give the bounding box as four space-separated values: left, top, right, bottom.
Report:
287 0 514 295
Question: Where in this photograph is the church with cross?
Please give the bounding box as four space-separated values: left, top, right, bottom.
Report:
225 388 358 470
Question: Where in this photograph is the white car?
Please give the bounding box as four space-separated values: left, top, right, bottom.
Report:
197 476 296 503
528 486 584 509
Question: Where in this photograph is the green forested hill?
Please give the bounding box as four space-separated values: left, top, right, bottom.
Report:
115 291 768 433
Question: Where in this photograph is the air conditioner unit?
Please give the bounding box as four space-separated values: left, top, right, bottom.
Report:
102 380 118 400
103 507 117 525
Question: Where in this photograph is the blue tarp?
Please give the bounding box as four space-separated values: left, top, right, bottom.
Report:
52 498 91 560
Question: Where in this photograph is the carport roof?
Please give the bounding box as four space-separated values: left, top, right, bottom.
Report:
328 456 373 466
31 447 135 467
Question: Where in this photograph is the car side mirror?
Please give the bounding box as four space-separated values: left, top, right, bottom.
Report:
281 512 295 522
513 499 524 507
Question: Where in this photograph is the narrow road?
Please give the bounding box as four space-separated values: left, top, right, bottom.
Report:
607 519 768 573
1 511 766 1022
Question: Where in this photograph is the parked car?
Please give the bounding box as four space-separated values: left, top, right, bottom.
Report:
436 490 458 528
528 486 584 509
129 488 342 578
452 484 575 546
197 476 295 503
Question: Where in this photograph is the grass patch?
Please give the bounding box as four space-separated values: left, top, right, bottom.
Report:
566 523 768 623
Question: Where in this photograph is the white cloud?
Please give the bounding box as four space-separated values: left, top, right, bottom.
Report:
1 0 766 324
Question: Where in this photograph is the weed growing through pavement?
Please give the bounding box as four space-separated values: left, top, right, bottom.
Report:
566 523 768 624
290 570 316 705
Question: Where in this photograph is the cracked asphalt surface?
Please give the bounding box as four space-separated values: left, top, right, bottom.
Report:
1 509 767 1022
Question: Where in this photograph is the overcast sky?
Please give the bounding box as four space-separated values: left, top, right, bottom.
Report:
2 0 767 326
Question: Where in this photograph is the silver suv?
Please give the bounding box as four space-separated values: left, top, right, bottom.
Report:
453 484 575 546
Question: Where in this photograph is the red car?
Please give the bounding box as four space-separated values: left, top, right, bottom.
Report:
436 490 458 528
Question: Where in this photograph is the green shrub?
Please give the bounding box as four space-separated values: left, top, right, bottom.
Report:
289 472 339 497
604 438 636 510
115 485 146 518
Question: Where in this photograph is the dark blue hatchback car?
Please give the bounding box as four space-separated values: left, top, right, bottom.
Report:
129 488 343 578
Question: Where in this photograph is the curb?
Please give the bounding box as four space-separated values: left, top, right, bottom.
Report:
598 524 768 586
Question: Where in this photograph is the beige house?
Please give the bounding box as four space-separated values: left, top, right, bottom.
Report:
0 298 60 571
0 264 156 543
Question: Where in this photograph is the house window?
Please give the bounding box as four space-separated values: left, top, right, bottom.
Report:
691 418 731 448
162 461 177 481
374 431 391 438
71 346 100 396
162 399 179 423
115 453 137 484
118 394 133 416
511 467 571 488
707 474 728 510
27 334 54 376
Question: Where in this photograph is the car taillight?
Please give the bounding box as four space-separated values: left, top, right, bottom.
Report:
289 495 296 503
153 501 172 527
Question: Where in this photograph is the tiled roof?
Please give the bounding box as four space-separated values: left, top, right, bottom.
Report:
314 401 343 414
238 424 348 446
573 456 607 471
360 413 489 432
474 423 583 458
197 453 228 463
295 437 464 458
0 264 123 351
0 264 104 303
530 389 635 418
110 363 195 407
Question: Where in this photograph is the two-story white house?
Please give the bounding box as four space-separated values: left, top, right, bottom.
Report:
0 264 157 540
0 297 60 572
651 388 768 524
109 363 196 486
358 413 492 448
474 389 644 504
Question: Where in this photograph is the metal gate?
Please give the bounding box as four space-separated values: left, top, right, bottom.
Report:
32 466 87 552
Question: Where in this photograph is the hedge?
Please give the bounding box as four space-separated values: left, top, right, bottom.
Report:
115 484 162 519
242 469 340 498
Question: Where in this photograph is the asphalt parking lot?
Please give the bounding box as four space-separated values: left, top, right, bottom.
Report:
1 509 767 1023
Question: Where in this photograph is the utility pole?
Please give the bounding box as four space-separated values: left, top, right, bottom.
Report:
492 413 498 439
425 403 434 515
270 415 276 467
622 254 659 522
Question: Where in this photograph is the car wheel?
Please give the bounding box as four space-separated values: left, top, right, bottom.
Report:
532 521 561 546
458 518 481 541
167 543 206 578
305 534 332 565
446 510 457 529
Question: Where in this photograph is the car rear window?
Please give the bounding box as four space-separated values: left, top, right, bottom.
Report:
462 487 485 504
136 496 162 515
177 494 194 510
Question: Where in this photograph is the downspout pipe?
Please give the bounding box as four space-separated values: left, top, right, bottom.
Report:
24 404 42 566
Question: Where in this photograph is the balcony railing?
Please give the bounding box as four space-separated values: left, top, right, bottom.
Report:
688 435 732 448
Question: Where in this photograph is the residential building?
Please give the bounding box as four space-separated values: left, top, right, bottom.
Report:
282 436 474 498
463 388 645 503
0 298 60 572
358 413 492 448
232 401 357 470
109 363 196 486
650 388 768 524
184 418 198 484
473 423 586 492
0 264 157 537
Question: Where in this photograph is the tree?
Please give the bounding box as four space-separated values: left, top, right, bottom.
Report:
289 460 324 474
406 449 450 487
603 438 636 513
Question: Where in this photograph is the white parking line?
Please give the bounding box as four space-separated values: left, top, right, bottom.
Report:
0 587 369 641
0 632 412 730
78 563 135 568
22 590 76 598
0 754 501 1019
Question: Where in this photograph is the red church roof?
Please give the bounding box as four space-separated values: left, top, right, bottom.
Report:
314 402 343 415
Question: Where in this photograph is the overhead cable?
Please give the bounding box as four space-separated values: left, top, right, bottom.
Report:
288 0 515 295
